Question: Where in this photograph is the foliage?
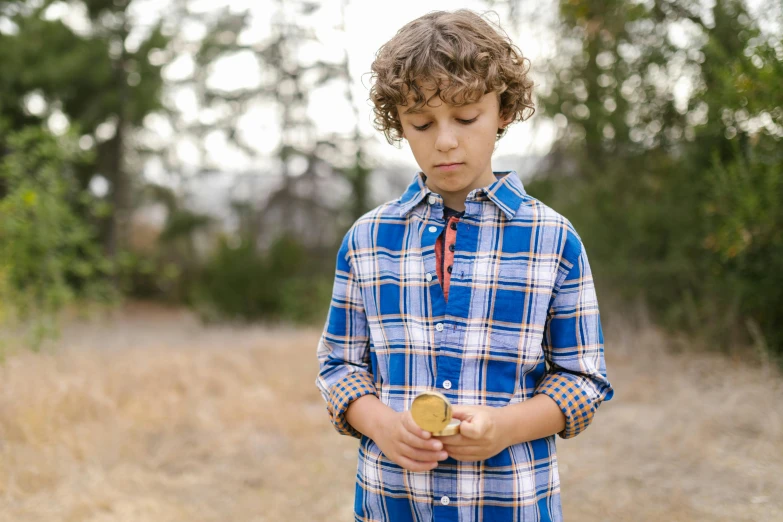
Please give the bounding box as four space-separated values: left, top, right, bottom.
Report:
0 0 169 254
192 234 335 324
0 1 362 330
529 0 783 361
0 127 115 348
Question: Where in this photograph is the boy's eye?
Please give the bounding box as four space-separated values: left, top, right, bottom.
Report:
411 117 478 131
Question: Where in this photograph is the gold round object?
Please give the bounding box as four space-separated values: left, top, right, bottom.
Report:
433 418 461 437
410 391 452 433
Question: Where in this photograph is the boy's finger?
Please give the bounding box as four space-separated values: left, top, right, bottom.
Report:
402 410 432 439
402 428 443 451
435 434 472 446
446 445 484 454
397 455 439 473
454 415 486 440
401 445 449 463
448 453 482 463
450 408 474 421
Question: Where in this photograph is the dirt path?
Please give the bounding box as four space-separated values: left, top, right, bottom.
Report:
0 302 780 521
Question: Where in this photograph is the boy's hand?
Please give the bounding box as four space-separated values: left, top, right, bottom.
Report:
372 409 449 473
438 405 509 462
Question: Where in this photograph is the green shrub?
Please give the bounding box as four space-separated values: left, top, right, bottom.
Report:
0 127 115 349
191 233 337 325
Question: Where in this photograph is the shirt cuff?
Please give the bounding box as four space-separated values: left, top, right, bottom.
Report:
534 372 598 439
327 371 378 439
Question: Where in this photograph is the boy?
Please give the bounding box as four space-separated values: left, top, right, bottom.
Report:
316 9 614 522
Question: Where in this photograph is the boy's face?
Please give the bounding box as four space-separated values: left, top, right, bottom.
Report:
397 81 509 208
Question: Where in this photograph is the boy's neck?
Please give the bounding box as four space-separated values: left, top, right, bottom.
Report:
425 169 499 212
440 194 467 212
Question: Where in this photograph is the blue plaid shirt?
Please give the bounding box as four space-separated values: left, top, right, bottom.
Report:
316 171 614 522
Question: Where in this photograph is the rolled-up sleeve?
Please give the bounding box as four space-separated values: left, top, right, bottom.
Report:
534 228 614 439
316 229 377 439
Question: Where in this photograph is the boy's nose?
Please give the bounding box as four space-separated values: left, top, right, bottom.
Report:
435 127 458 152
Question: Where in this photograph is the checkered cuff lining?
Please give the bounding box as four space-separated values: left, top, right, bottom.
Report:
535 372 596 439
327 372 377 439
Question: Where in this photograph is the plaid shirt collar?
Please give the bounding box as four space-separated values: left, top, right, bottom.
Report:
397 170 527 219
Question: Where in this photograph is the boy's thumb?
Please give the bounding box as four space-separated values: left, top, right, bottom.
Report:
451 407 474 422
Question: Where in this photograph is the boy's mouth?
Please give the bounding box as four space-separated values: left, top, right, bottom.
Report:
434 163 464 171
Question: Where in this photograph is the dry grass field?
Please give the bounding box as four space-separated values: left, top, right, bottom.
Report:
0 301 781 521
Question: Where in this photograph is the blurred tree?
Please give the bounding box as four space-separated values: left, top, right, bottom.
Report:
0 0 168 258
525 0 783 358
165 0 373 249
0 127 113 349
192 233 332 324
694 1 783 353
115 181 214 302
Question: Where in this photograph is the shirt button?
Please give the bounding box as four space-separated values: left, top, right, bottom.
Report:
435 323 444 332
428 226 437 233
443 380 452 389
449 244 455 252
440 496 450 506
450 222 457 230
428 195 437 205
425 273 433 282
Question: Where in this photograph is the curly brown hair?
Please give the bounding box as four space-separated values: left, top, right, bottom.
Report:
369 10 535 144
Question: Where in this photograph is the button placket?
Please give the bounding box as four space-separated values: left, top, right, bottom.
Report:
421 216 452 411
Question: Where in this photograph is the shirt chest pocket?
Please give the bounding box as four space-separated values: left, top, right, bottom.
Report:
486 264 556 355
